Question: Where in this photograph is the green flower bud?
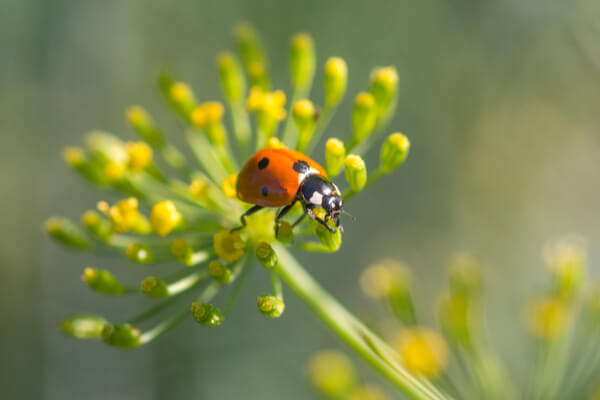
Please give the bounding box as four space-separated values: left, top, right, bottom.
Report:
257 294 285 318
234 22 269 90
45 217 90 249
191 302 223 326
380 133 410 173
125 243 155 264
62 147 105 185
209 260 232 284
437 293 472 345
82 267 124 295
276 221 294 244
217 51 246 104
126 105 165 148
325 138 346 176
292 99 316 152
164 79 197 119
289 33 315 90
313 209 341 252
81 210 111 240
351 92 377 145
60 314 107 340
101 323 142 349
324 57 348 106
256 241 278 269
344 154 367 193
141 276 169 298
369 66 398 120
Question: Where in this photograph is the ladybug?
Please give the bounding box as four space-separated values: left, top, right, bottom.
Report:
233 148 347 235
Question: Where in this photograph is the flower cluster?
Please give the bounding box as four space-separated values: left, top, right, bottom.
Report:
47 23 409 349
309 237 600 400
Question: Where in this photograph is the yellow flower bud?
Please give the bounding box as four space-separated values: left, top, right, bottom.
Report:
380 133 410 173
325 138 346 176
213 229 245 263
447 252 482 298
217 51 246 103
82 267 124 295
344 154 367 192
126 106 165 148
168 81 196 117
81 210 111 240
524 296 570 340
221 174 238 199
438 293 471 344
257 294 285 318
544 237 587 300
265 137 285 149
292 99 316 152
395 326 449 378
63 147 85 166
275 221 294 244
234 22 269 90
324 57 348 106
289 33 315 89
247 87 286 136
103 161 124 182
191 101 225 128
126 141 153 171
107 198 141 233
150 200 182 236
313 208 341 252
308 350 356 398
352 92 377 144
189 178 210 200
370 66 398 119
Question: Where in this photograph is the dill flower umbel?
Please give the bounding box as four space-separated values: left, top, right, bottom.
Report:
46 23 410 358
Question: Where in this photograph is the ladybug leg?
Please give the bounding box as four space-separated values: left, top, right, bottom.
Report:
306 207 336 233
231 205 264 232
291 212 307 228
274 200 297 237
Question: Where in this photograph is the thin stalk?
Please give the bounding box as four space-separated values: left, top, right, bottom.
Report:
273 244 450 400
306 105 336 155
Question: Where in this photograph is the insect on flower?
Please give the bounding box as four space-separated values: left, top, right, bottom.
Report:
234 148 351 236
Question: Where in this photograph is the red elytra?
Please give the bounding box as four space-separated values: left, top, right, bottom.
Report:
236 148 327 207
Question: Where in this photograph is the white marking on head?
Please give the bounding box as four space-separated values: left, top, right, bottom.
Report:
309 192 323 205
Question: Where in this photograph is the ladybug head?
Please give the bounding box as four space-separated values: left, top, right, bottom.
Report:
323 194 343 227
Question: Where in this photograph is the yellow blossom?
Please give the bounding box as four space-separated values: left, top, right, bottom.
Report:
524 296 570 340
213 229 245 263
189 178 210 200
308 350 356 398
191 101 225 128
126 141 153 171
247 86 286 120
106 198 141 233
150 200 182 236
103 161 124 181
221 174 238 199
395 326 449 378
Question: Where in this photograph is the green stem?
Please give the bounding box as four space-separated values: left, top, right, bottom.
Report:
273 244 450 400
306 105 335 155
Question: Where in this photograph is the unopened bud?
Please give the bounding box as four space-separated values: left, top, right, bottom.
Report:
256 241 278 269
209 260 232 284
151 200 182 236
370 66 398 120
60 314 107 340
191 302 223 326
352 92 377 145
126 106 165 148
81 267 124 295
125 243 155 264
344 154 367 193
101 323 141 349
289 33 316 90
217 52 246 103
45 217 90 249
292 99 316 152
141 276 169 298
324 57 348 106
380 133 410 173
325 138 346 176
257 294 285 318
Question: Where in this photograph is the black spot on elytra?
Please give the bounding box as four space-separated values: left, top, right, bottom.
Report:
258 157 269 170
292 160 310 173
261 186 269 196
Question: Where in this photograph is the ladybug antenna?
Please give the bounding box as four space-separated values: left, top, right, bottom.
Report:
341 209 356 221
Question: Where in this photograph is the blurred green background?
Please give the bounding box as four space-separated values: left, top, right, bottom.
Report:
3 0 600 398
